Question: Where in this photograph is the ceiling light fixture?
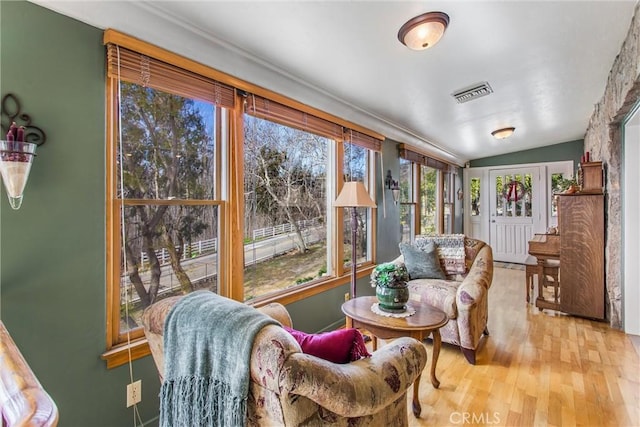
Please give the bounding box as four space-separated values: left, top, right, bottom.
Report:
398 11 450 50
491 127 516 140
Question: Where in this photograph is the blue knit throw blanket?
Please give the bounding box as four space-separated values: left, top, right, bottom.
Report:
159 290 278 427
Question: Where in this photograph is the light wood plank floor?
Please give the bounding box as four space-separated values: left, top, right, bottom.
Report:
391 265 640 427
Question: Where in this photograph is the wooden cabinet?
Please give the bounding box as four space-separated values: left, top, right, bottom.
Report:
557 193 605 319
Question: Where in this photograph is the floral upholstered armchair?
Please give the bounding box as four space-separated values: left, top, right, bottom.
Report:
393 235 493 365
142 296 427 426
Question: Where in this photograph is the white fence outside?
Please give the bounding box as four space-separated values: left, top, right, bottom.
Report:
252 218 320 240
140 238 217 267
140 217 321 267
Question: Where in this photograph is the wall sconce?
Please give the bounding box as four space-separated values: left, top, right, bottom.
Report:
385 170 401 205
0 94 46 210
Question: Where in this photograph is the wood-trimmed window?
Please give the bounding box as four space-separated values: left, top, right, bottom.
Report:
398 144 457 241
102 30 383 367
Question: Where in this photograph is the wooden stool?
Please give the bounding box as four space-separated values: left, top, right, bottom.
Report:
540 259 560 304
525 258 560 304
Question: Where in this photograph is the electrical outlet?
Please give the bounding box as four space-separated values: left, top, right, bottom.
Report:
126 380 142 407
344 292 350 302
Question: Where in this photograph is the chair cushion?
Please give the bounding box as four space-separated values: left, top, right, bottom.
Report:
408 279 460 319
399 242 446 280
283 326 371 364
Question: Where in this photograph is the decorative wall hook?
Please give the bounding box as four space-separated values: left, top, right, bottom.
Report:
1 94 46 146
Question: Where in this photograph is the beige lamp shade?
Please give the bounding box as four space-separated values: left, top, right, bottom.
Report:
334 181 376 208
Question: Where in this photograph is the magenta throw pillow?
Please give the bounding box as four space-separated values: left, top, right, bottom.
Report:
283 326 371 364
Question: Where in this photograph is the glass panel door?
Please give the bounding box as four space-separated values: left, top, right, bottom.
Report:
489 168 537 263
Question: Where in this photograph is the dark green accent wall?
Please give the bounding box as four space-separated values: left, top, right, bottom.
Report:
0 2 159 425
470 139 584 168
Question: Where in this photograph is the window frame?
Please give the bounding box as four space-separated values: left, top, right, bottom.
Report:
397 145 457 241
102 30 382 368
239 112 378 303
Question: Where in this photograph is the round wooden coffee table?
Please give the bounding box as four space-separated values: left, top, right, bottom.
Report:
341 296 448 417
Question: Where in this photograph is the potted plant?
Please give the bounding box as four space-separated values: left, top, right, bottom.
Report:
557 176 579 194
370 262 410 313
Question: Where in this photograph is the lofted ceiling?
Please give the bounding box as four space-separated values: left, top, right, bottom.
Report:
31 0 637 165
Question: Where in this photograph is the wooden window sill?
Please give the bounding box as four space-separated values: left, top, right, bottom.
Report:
101 338 151 369
102 264 375 368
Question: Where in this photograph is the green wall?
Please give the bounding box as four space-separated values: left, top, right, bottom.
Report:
0 3 465 425
0 2 383 424
0 2 160 425
470 139 583 168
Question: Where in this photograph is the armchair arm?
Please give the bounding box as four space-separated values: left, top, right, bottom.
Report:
279 337 426 417
456 245 493 310
455 245 493 350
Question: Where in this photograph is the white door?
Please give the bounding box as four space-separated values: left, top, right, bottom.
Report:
489 168 538 262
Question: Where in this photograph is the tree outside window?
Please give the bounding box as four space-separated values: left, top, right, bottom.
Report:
243 115 330 300
116 82 221 334
420 165 438 234
105 35 384 365
343 142 372 267
399 158 415 242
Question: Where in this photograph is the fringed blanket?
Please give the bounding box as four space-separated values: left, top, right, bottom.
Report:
159 290 278 427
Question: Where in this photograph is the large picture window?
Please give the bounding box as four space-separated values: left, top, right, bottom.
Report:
115 82 223 337
104 31 382 366
243 115 331 300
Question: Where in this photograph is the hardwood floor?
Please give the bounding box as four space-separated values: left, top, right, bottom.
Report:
392 265 640 427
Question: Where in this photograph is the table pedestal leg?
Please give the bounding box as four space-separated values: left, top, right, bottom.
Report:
430 330 441 389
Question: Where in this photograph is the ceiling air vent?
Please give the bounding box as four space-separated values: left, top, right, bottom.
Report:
452 82 493 104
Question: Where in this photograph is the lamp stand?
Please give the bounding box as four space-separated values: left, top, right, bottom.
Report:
349 206 358 298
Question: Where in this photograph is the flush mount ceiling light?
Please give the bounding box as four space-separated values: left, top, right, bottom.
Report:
491 127 516 140
398 11 450 50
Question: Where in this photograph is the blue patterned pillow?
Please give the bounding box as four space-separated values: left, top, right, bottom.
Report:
399 242 446 280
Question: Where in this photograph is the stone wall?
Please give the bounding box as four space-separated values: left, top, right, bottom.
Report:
584 2 640 329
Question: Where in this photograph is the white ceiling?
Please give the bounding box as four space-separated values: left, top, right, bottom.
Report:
31 0 637 165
